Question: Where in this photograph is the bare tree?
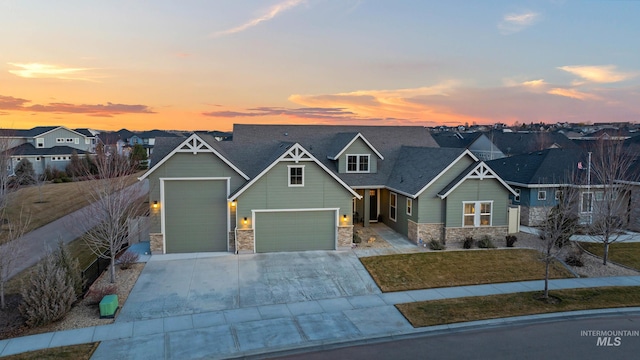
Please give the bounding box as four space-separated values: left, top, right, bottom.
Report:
588 139 638 265
538 185 580 299
77 150 146 283
0 129 13 213
0 208 30 309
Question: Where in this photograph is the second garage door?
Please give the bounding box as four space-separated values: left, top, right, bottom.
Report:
254 210 336 253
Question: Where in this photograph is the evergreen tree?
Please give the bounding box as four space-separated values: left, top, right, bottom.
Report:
129 144 148 170
15 158 36 185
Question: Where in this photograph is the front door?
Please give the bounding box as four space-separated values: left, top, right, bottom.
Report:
369 189 378 222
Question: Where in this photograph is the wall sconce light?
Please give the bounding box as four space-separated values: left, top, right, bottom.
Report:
153 201 158 209
243 217 248 224
231 201 236 207
343 214 347 221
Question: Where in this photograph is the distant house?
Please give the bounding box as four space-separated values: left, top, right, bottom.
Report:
1 126 97 176
139 124 517 254
488 131 579 157
431 132 505 161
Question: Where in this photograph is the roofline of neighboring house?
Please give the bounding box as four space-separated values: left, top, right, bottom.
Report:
327 133 384 161
229 143 361 201
413 149 479 198
505 181 626 189
34 126 92 139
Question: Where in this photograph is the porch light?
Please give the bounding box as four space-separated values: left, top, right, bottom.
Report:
231 201 236 207
343 214 347 221
243 217 248 224
153 201 159 209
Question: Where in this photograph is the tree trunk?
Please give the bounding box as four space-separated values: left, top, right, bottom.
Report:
544 261 550 299
109 255 117 283
603 242 609 265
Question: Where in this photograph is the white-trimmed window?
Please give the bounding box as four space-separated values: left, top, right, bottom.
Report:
74 138 79 144
56 138 65 143
406 198 413 216
581 192 593 213
463 201 493 227
36 138 44 148
389 192 397 221
595 191 604 201
346 154 370 173
538 190 547 201
555 190 563 200
66 138 73 143
514 189 520 202
288 165 304 187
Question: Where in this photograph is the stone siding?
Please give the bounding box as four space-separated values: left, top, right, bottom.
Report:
407 220 444 243
149 233 164 255
520 206 549 226
444 226 508 246
236 229 255 253
338 225 353 249
228 231 236 253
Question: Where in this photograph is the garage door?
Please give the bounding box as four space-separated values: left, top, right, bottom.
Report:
164 180 227 253
255 210 336 253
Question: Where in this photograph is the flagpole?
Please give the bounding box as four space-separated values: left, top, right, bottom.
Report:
587 151 592 224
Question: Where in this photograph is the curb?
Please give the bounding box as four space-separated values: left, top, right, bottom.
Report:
228 307 640 359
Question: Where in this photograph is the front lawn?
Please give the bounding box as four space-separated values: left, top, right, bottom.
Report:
578 242 640 270
397 286 640 327
360 249 573 292
1 343 98 360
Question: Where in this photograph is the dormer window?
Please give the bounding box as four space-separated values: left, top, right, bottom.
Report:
346 155 370 173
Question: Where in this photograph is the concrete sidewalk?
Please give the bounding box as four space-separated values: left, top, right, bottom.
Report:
2 275 640 359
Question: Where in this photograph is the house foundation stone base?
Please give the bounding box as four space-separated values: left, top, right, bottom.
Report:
149 233 164 255
444 226 509 246
236 229 255 253
408 221 445 244
338 225 354 249
228 231 236 253
521 206 549 226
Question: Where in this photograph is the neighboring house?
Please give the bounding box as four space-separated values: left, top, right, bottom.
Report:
1 126 97 176
486 148 638 227
431 132 505 161
488 131 579 157
100 129 183 161
139 124 517 255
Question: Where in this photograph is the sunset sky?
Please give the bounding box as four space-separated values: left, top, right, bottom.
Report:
1 0 639 131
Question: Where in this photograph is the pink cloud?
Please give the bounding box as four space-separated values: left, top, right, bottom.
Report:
0 94 155 117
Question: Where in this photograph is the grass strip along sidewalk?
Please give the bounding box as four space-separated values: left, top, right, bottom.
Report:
397 286 640 327
578 242 640 270
360 249 573 292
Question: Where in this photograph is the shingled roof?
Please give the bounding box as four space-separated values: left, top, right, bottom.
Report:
7 143 88 156
486 148 589 186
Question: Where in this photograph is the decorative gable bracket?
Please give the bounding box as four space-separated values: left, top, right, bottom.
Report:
283 144 312 163
467 163 495 180
178 136 210 155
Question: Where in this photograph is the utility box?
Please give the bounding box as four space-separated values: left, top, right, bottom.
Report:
99 294 119 318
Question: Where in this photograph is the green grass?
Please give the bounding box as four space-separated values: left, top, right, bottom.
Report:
397 286 640 327
360 249 573 292
0 342 98 360
578 242 640 270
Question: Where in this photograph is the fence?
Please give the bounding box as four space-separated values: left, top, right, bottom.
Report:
80 242 129 294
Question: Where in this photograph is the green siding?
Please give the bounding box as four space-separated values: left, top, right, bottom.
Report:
337 137 378 173
164 180 228 253
380 190 417 236
236 161 352 222
35 128 90 152
148 151 246 233
255 211 335 252
416 156 475 223
444 179 510 227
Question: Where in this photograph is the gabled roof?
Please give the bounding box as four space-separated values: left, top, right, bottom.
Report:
327 133 384 160
431 132 482 149
385 147 471 197
73 128 97 137
486 148 589 187
437 161 517 199
137 129 181 138
139 133 249 181
20 126 59 137
229 143 360 201
487 131 578 156
7 143 88 156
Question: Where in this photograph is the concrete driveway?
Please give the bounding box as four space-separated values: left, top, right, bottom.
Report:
117 250 381 322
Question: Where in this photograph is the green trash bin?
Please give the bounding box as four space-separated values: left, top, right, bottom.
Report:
99 294 119 318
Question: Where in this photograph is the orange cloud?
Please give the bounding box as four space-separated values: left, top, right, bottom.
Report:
0 94 155 117
547 88 602 101
558 65 636 84
8 63 100 81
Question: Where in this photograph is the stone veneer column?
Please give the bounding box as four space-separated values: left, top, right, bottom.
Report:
337 225 354 249
149 233 164 255
236 229 255 253
408 221 445 244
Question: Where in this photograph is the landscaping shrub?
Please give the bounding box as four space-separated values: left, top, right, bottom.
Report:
20 255 76 327
85 284 118 305
463 236 474 249
506 235 517 248
429 239 445 250
477 236 496 249
117 250 140 270
53 241 83 299
565 246 584 267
